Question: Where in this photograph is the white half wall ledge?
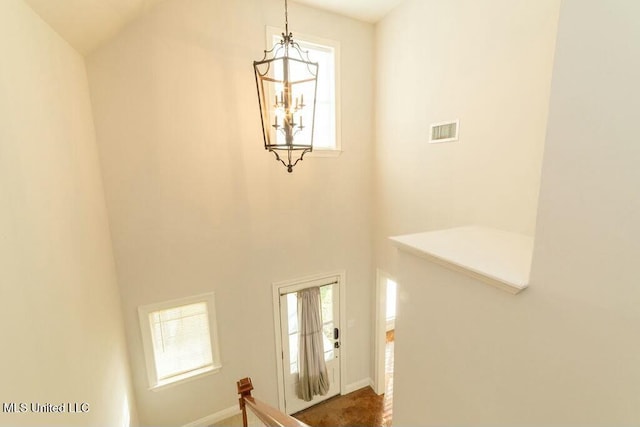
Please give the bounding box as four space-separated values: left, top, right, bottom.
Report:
390 226 534 295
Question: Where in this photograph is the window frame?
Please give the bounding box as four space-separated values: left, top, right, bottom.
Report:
266 26 342 156
138 292 222 391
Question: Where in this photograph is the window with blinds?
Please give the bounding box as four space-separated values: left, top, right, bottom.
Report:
139 293 221 389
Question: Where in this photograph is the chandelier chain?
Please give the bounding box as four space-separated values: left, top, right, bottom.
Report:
284 0 289 36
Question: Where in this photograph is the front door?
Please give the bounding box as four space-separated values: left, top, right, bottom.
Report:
278 278 341 414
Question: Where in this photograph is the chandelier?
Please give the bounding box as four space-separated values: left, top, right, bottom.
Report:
253 0 318 173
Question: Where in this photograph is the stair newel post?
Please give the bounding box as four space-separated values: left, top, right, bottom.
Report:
237 377 254 427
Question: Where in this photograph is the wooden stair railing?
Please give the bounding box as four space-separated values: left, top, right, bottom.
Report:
237 378 310 427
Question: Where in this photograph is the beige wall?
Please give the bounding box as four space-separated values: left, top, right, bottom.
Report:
374 0 560 274
527 0 640 420
86 0 374 424
392 0 640 424
0 0 137 425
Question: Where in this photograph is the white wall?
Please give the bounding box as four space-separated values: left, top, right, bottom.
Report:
374 0 560 274
528 0 640 420
86 0 374 424
392 0 640 425
0 0 137 425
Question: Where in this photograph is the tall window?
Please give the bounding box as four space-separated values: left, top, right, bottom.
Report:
138 293 221 389
269 28 341 153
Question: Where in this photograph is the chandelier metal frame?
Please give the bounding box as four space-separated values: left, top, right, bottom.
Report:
253 0 319 173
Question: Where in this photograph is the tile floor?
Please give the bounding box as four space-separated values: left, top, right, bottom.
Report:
293 330 394 427
216 332 395 427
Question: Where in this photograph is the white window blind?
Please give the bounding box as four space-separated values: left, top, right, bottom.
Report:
150 302 213 380
139 293 221 390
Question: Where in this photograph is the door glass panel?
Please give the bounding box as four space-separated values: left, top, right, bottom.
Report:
320 285 333 323
322 322 334 360
287 293 298 334
288 333 298 374
287 292 299 374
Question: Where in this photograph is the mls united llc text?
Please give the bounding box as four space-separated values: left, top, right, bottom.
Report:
3 402 90 413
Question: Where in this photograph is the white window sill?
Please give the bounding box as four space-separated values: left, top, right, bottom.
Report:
390 226 533 295
308 149 342 158
149 365 221 392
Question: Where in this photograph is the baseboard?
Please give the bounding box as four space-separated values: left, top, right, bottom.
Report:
182 405 240 427
344 377 373 394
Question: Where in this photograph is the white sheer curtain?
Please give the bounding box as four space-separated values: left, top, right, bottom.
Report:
297 287 330 401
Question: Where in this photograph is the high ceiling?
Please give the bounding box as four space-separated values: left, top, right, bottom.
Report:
24 0 167 55
24 0 401 55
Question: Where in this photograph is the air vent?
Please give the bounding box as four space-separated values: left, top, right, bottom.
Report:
429 120 459 143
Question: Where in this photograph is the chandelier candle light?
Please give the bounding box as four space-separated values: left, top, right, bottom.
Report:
253 0 318 173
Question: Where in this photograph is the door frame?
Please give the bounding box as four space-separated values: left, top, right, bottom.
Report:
373 269 396 395
272 270 347 413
